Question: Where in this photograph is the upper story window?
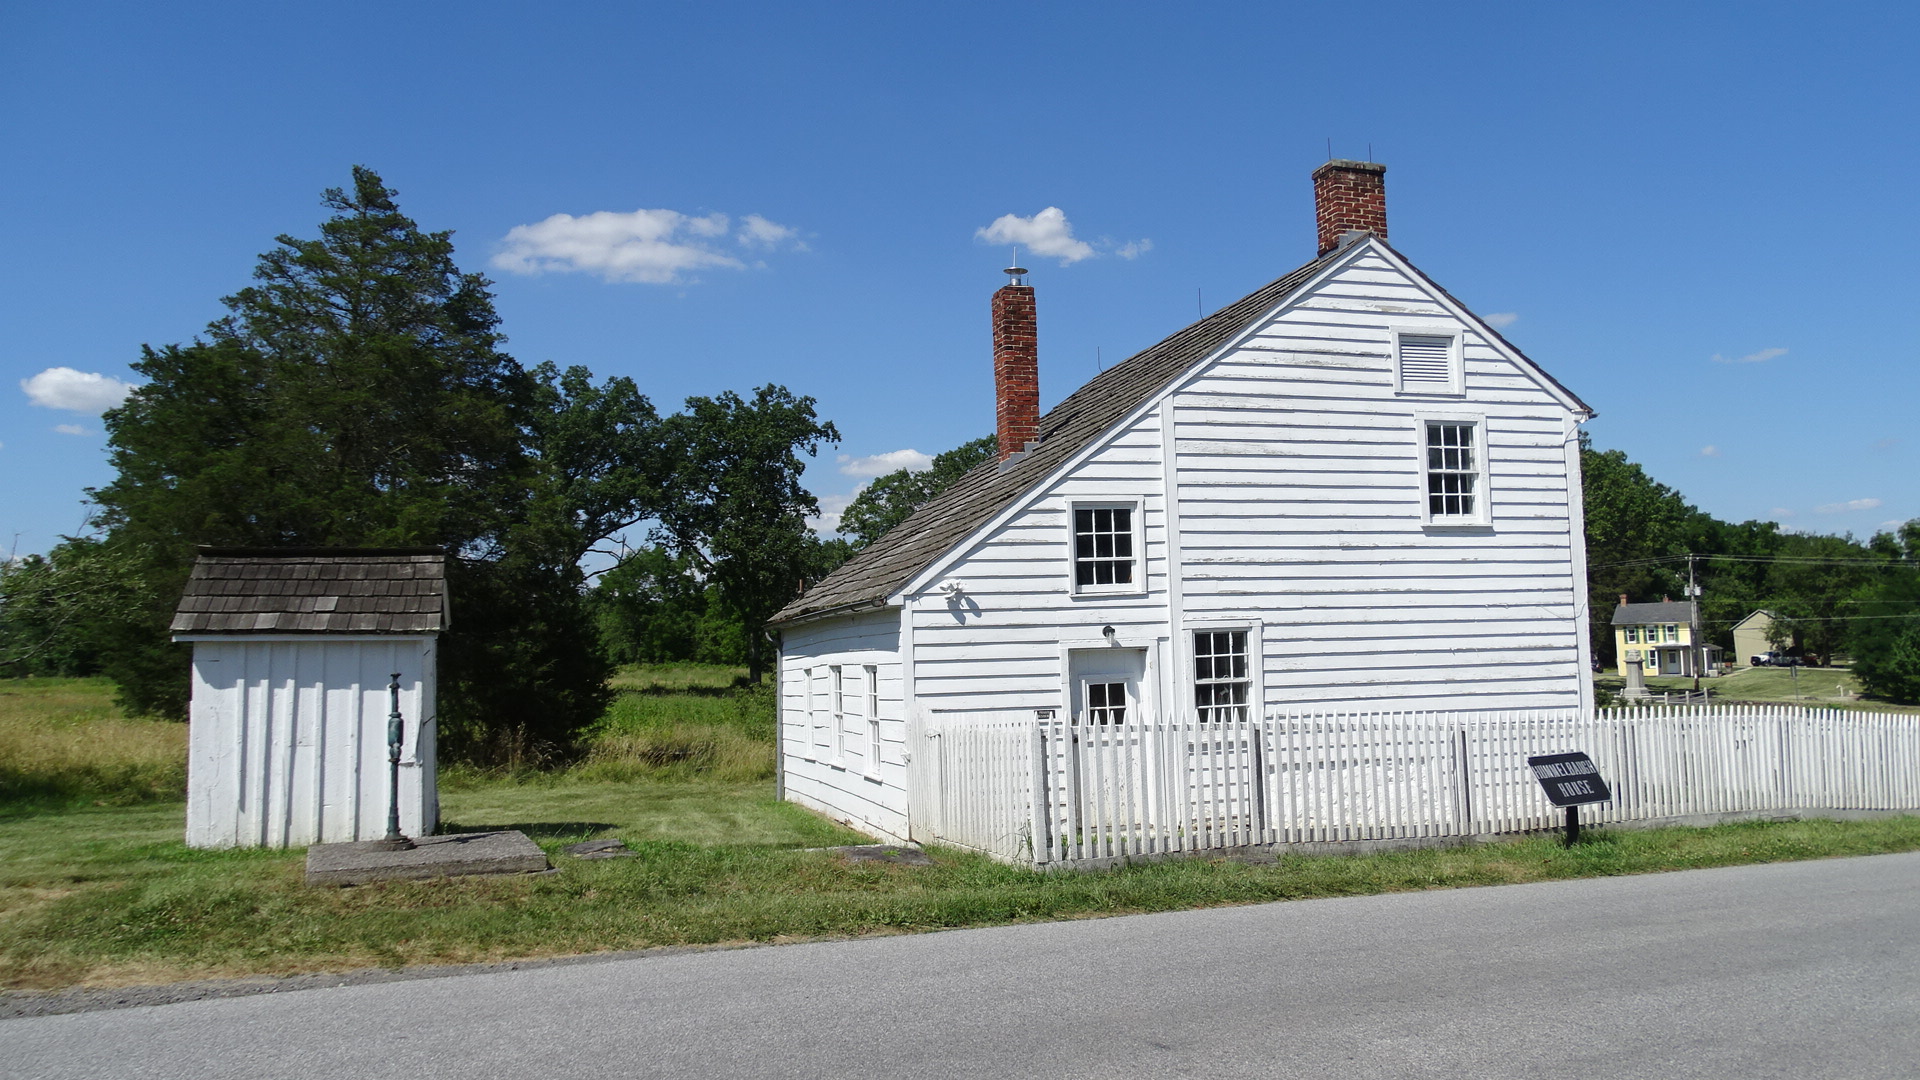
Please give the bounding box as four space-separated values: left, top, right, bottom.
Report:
1394 328 1464 396
1624 626 1640 644
1424 420 1487 524
1073 504 1138 592
1665 624 1680 642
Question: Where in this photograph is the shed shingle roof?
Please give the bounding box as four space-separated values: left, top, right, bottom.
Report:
170 548 448 635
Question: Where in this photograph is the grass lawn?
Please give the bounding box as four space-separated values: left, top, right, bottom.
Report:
7 672 1920 992
1599 666 1919 712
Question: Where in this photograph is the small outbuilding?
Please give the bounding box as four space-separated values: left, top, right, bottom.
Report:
171 548 447 848
1731 610 1777 666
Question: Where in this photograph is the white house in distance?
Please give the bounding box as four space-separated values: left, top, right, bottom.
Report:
171 548 446 848
771 161 1597 845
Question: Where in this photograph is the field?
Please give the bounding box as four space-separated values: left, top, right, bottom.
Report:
5 672 1920 992
1600 665 1920 712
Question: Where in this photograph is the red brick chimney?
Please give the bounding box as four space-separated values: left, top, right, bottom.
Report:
992 265 1038 462
1313 159 1387 256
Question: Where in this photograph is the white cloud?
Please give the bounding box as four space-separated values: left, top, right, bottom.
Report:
21 367 136 413
1710 347 1787 364
1771 507 1797 519
738 214 805 250
1883 520 1908 531
809 491 856 535
1815 497 1883 514
54 423 90 436
837 449 932 477
1483 312 1519 329
1700 445 1721 457
492 208 803 284
977 207 1097 265
975 208 1153 266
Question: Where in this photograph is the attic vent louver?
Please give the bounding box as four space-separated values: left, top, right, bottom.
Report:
1397 334 1455 387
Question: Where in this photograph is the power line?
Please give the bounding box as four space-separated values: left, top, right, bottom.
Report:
1589 552 1917 571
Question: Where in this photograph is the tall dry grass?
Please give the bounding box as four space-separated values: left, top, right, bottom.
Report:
0 678 187 809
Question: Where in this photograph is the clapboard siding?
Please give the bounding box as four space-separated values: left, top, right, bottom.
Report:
907 404 1175 721
1167 252 1581 711
778 608 909 840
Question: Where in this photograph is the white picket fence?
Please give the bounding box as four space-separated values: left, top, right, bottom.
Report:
905 706 1920 866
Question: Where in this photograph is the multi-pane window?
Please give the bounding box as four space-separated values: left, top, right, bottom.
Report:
809 667 829 752
1665 624 1680 643
1073 506 1135 588
829 665 845 762
1425 422 1479 520
863 664 881 776
1194 630 1251 723
1624 626 1640 644
1083 681 1128 725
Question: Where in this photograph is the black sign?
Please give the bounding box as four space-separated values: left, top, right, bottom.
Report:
1527 752 1611 806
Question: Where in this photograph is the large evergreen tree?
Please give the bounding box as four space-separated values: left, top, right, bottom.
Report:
90 168 655 760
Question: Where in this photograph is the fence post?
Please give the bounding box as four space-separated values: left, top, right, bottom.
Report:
1029 723 1051 866
1452 727 1472 835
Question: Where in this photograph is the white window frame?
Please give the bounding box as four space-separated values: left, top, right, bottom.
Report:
863 664 882 778
805 666 824 759
1068 499 1146 597
1192 628 1254 724
1392 326 1465 397
1184 620 1264 724
1415 412 1491 528
829 664 847 768
1078 677 1132 725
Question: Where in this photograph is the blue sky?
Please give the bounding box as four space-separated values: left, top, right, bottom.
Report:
4 2 1916 557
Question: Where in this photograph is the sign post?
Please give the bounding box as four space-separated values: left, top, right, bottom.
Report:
1527 751 1611 846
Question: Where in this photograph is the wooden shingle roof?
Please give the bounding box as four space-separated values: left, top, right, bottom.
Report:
171 548 448 636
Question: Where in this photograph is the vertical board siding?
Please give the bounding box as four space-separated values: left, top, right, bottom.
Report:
186 637 438 848
911 705 1920 866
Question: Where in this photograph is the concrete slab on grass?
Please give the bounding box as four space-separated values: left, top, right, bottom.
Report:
815 844 934 866
306 830 550 886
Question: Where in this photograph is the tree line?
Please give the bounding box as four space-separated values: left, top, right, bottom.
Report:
0 169 845 763
1582 435 1919 701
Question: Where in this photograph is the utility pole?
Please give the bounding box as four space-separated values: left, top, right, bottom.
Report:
1688 554 1703 693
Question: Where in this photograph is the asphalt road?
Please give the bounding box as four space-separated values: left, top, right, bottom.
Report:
9 853 1919 1080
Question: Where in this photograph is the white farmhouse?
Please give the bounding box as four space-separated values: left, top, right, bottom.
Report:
771 161 1596 846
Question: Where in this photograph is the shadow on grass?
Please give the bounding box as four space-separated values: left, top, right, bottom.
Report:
627 684 741 698
440 820 619 842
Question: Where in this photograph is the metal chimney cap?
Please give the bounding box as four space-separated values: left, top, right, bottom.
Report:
1003 265 1028 284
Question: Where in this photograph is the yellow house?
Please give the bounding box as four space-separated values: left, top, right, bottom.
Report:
1612 596 1720 676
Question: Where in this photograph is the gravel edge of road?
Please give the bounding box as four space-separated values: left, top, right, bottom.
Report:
0 941 783 1020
